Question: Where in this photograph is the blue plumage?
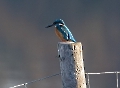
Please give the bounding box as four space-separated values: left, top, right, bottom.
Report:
46 19 76 42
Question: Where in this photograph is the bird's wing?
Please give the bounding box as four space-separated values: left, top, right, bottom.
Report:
56 25 76 42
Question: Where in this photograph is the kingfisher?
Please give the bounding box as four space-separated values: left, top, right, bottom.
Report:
45 19 76 42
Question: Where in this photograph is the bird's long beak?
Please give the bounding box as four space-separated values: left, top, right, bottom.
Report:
45 24 54 28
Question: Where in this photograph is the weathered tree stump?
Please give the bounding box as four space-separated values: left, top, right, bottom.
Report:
58 42 86 88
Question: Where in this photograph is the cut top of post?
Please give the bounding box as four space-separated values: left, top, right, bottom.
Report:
58 42 82 51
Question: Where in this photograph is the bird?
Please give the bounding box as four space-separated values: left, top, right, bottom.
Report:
45 19 76 42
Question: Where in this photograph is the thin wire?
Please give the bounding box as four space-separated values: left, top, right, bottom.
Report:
85 71 120 88
86 73 90 88
9 73 61 88
86 71 120 75
9 71 120 88
116 72 119 88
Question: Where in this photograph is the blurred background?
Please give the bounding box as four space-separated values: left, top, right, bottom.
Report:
0 0 120 88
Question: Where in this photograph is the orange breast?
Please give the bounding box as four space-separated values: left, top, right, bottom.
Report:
55 28 66 42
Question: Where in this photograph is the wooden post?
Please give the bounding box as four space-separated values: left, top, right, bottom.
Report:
57 42 86 88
